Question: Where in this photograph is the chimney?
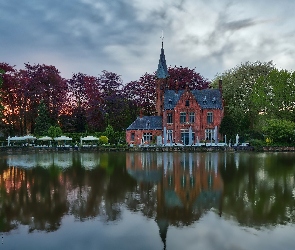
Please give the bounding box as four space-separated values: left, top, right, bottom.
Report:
219 79 222 95
139 108 143 118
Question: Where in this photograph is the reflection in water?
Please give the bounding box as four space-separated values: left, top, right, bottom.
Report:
7 152 100 169
126 152 223 248
1 152 295 249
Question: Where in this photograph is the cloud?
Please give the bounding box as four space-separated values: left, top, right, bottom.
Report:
1 0 295 82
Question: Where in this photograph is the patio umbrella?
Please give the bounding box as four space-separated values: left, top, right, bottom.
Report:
9 136 26 141
54 136 72 141
23 135 36 140
38 136 53 141
81 136 99 141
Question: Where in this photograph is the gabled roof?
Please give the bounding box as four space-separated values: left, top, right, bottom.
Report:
126 116 162 130
163 90 185 110
163 89 223 110
192 89 223 109
156 43 169 79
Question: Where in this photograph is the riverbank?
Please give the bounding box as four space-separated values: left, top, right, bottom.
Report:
2 145 295 153
0 145 250 153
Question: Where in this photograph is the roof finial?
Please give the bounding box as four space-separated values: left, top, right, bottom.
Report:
160 30 164 48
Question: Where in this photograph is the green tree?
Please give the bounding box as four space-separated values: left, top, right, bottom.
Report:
105 125 115 144
262 119 295 144
48 125 62 138
219 115 238 141
34 100 52 136
212 61 276 133
252 69 295 122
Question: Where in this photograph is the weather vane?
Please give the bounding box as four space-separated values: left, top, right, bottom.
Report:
160 30 164 48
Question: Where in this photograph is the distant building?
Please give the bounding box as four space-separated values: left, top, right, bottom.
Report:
126 42 224 145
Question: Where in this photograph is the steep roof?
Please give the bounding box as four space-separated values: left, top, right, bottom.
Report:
126 116 162 130
163 89 223 110
163 90 185 110
156 42 169 79
192 89 223 109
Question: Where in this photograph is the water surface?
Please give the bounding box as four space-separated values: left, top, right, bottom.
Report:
1 151 295 249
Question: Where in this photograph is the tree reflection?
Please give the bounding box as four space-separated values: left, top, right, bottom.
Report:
1 150 295 239
220 152 295 228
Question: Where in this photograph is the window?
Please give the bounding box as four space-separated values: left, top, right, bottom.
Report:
207 112 213 124
185 100 189 106
143 133 152 142
167 113 173 123
131 133 135 141
205 129 214 141
189 112 195 123
180 112 186 123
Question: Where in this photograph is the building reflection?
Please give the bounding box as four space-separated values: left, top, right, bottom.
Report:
126 152 223 249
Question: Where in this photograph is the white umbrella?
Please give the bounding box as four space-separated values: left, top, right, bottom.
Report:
9 136 26 141
38 136 53 141
54 136 72 141
81 135 99 141
23 135 36 140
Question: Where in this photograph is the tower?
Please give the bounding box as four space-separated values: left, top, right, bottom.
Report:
155 39 169 116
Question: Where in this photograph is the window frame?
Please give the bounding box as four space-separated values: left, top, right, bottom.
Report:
189 112 195 123
180 112 186 123
207 112 213 124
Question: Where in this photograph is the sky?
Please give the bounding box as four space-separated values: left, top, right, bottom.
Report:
1 0 295 83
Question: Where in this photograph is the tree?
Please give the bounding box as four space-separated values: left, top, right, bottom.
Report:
23 63 67 132
65 73 94 132
87 71 125 131
48 125 62 138
252 69 295 122
0 63 26 135
262 119 295 144
212 61 276 133
219 115 238 141
124 73 156 115
0 68 4 114
166 66 210 90
34 100 52 136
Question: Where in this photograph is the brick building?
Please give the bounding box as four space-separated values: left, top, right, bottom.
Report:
126 42 224 145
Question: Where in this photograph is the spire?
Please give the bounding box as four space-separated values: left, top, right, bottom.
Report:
156 32 169 79
157 218 168 250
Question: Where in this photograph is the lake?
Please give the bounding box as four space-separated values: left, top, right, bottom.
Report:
1 151 295 250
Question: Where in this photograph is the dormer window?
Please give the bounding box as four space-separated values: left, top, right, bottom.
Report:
168 98 172 108
146 120 150 128
212 97 216 104
203 96 207 104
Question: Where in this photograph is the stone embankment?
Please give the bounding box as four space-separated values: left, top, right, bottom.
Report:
0 145 258 153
